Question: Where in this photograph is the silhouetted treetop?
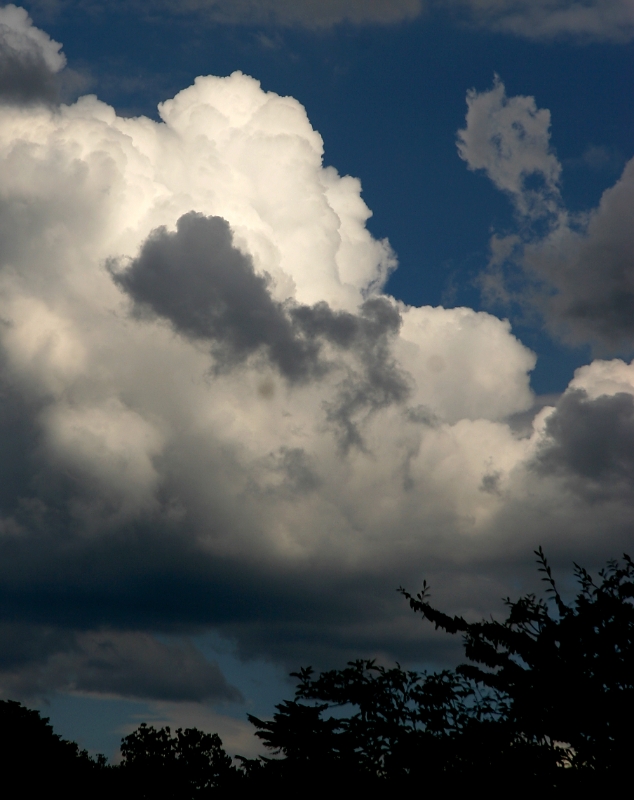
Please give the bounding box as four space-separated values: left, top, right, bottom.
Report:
119 722 239 798
400 548 634 775
0 699 108 793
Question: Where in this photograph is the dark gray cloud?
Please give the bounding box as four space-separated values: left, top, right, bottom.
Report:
448 0 634 43
318 299 409 449
526 158 634 351
534 388 634 499
24 0 424 29
113 212 409 447
0 37 57 103
23 0 634 40
0 522 437 674
69 631 241 702
112 212 322 383
291 297 409 448
0 5 65 105
0 623 241 702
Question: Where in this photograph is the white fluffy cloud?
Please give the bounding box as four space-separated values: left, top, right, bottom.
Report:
1 27 634 703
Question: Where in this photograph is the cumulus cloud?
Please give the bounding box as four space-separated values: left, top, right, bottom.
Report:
457 76 561 220
463 79 634 350
112 212 404 388
1 19 634 706
0 4 65 104
112 210 408 448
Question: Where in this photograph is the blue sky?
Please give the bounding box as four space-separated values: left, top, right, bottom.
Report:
1 0 633 758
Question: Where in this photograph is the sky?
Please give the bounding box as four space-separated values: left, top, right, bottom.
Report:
0 0 633 759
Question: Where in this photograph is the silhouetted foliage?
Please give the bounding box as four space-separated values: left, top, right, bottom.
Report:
4 550 634 794
119 722 241 798
0 699 110 794
242 550 634 790
400 548 634 786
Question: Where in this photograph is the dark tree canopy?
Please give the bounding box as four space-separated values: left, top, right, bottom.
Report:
3 549 634 795
401 547 634 779
0 699 109 793
119 722 240 798
243 549 634 791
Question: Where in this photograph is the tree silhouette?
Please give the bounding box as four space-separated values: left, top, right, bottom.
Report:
0 699 109 793
244 661 481 789
242 550 634 789
400 548 634 787
119 722 239 797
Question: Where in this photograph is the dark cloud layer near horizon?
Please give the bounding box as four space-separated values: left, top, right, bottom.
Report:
0 623 242 702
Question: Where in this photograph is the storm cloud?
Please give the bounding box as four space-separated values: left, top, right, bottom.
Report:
0 624 241 702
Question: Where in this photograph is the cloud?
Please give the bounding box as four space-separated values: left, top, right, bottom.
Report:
532 359 634 501
175 0 425 28
112 212 404 390
449 0 634 43
112 212 322 382
457 76 561 220
523 157 634 348
0 4 65 104
535 388 634 493
463 80 634 350
22 0 634 40
24 0 425 28
0 625 241 702
1 24 634 706
112 210 408 447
